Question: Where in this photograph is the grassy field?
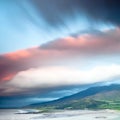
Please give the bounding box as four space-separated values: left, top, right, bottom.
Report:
37 99 120 111
98 100 120 110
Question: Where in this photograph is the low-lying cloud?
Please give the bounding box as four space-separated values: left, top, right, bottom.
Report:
1 64 119 95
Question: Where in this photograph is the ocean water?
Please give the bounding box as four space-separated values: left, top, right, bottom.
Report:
0 109 120 120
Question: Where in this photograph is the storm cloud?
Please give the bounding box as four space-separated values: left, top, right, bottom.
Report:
31 0 120 25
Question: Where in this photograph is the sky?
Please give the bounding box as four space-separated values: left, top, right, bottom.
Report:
0 0 120 108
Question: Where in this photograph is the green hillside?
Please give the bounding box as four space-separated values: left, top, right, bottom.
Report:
53 90 120 110
29 84 120 111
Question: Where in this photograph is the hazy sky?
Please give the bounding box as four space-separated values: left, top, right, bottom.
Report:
0 0 120 107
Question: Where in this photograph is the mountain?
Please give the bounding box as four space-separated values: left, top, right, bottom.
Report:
28 84 120 110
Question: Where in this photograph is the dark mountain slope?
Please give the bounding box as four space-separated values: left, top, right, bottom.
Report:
28 84 120 109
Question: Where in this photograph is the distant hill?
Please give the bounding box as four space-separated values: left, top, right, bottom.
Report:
28 84 120 110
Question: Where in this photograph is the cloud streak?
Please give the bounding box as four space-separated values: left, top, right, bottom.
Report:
41 28 120 55
32 0 120 25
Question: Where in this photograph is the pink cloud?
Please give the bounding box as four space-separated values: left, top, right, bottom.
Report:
0 28 120 81
41 28 120 55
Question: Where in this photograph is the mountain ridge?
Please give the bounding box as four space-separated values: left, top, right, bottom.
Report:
28 84 120 109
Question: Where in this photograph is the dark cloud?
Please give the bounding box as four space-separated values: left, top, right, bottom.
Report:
31 0 120 25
